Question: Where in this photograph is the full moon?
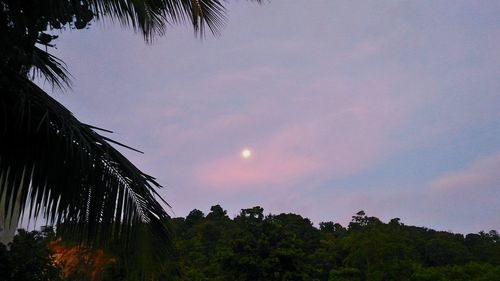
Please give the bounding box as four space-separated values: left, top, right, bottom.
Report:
241 149 252 159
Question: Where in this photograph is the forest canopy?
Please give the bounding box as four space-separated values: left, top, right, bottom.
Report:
2 206 499 281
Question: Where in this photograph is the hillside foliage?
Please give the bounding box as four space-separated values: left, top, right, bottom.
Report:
2 206 499 281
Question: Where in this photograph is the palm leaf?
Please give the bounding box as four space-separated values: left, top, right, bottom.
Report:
86 0 227 38
30 46 72 90
0 68 172 259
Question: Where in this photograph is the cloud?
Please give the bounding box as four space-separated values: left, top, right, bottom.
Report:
431 152 500 191
193 72 420 190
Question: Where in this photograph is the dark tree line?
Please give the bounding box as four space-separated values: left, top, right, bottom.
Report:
162 206 499 281
1 206 499 281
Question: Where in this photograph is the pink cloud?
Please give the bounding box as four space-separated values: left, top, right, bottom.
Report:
195 146 320 189
125 63 436 193
194 75 419 190
431 152 500 191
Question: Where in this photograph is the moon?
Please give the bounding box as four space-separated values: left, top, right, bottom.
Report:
241 149 252 159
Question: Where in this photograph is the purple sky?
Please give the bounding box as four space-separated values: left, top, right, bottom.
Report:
43 1 500 233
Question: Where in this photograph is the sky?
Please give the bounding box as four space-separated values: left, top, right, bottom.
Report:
42 1 500 234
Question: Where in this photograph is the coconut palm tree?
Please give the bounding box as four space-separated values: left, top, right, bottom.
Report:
0 0 260 252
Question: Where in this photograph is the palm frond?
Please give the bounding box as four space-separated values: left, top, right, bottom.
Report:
30 47 72 89
0 68 172 257
86 0 227 38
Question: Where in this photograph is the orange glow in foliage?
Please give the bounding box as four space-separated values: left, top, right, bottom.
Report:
49 240 115 281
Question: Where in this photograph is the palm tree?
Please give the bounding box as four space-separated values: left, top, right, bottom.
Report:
0 0 260 254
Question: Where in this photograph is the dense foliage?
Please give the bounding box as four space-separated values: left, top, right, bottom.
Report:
162 206 500 281
0 228 61 281
2 207 499 281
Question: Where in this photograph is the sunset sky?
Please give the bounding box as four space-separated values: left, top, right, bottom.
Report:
44 1 500 233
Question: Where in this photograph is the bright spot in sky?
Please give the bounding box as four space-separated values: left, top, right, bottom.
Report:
241 149 252 159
